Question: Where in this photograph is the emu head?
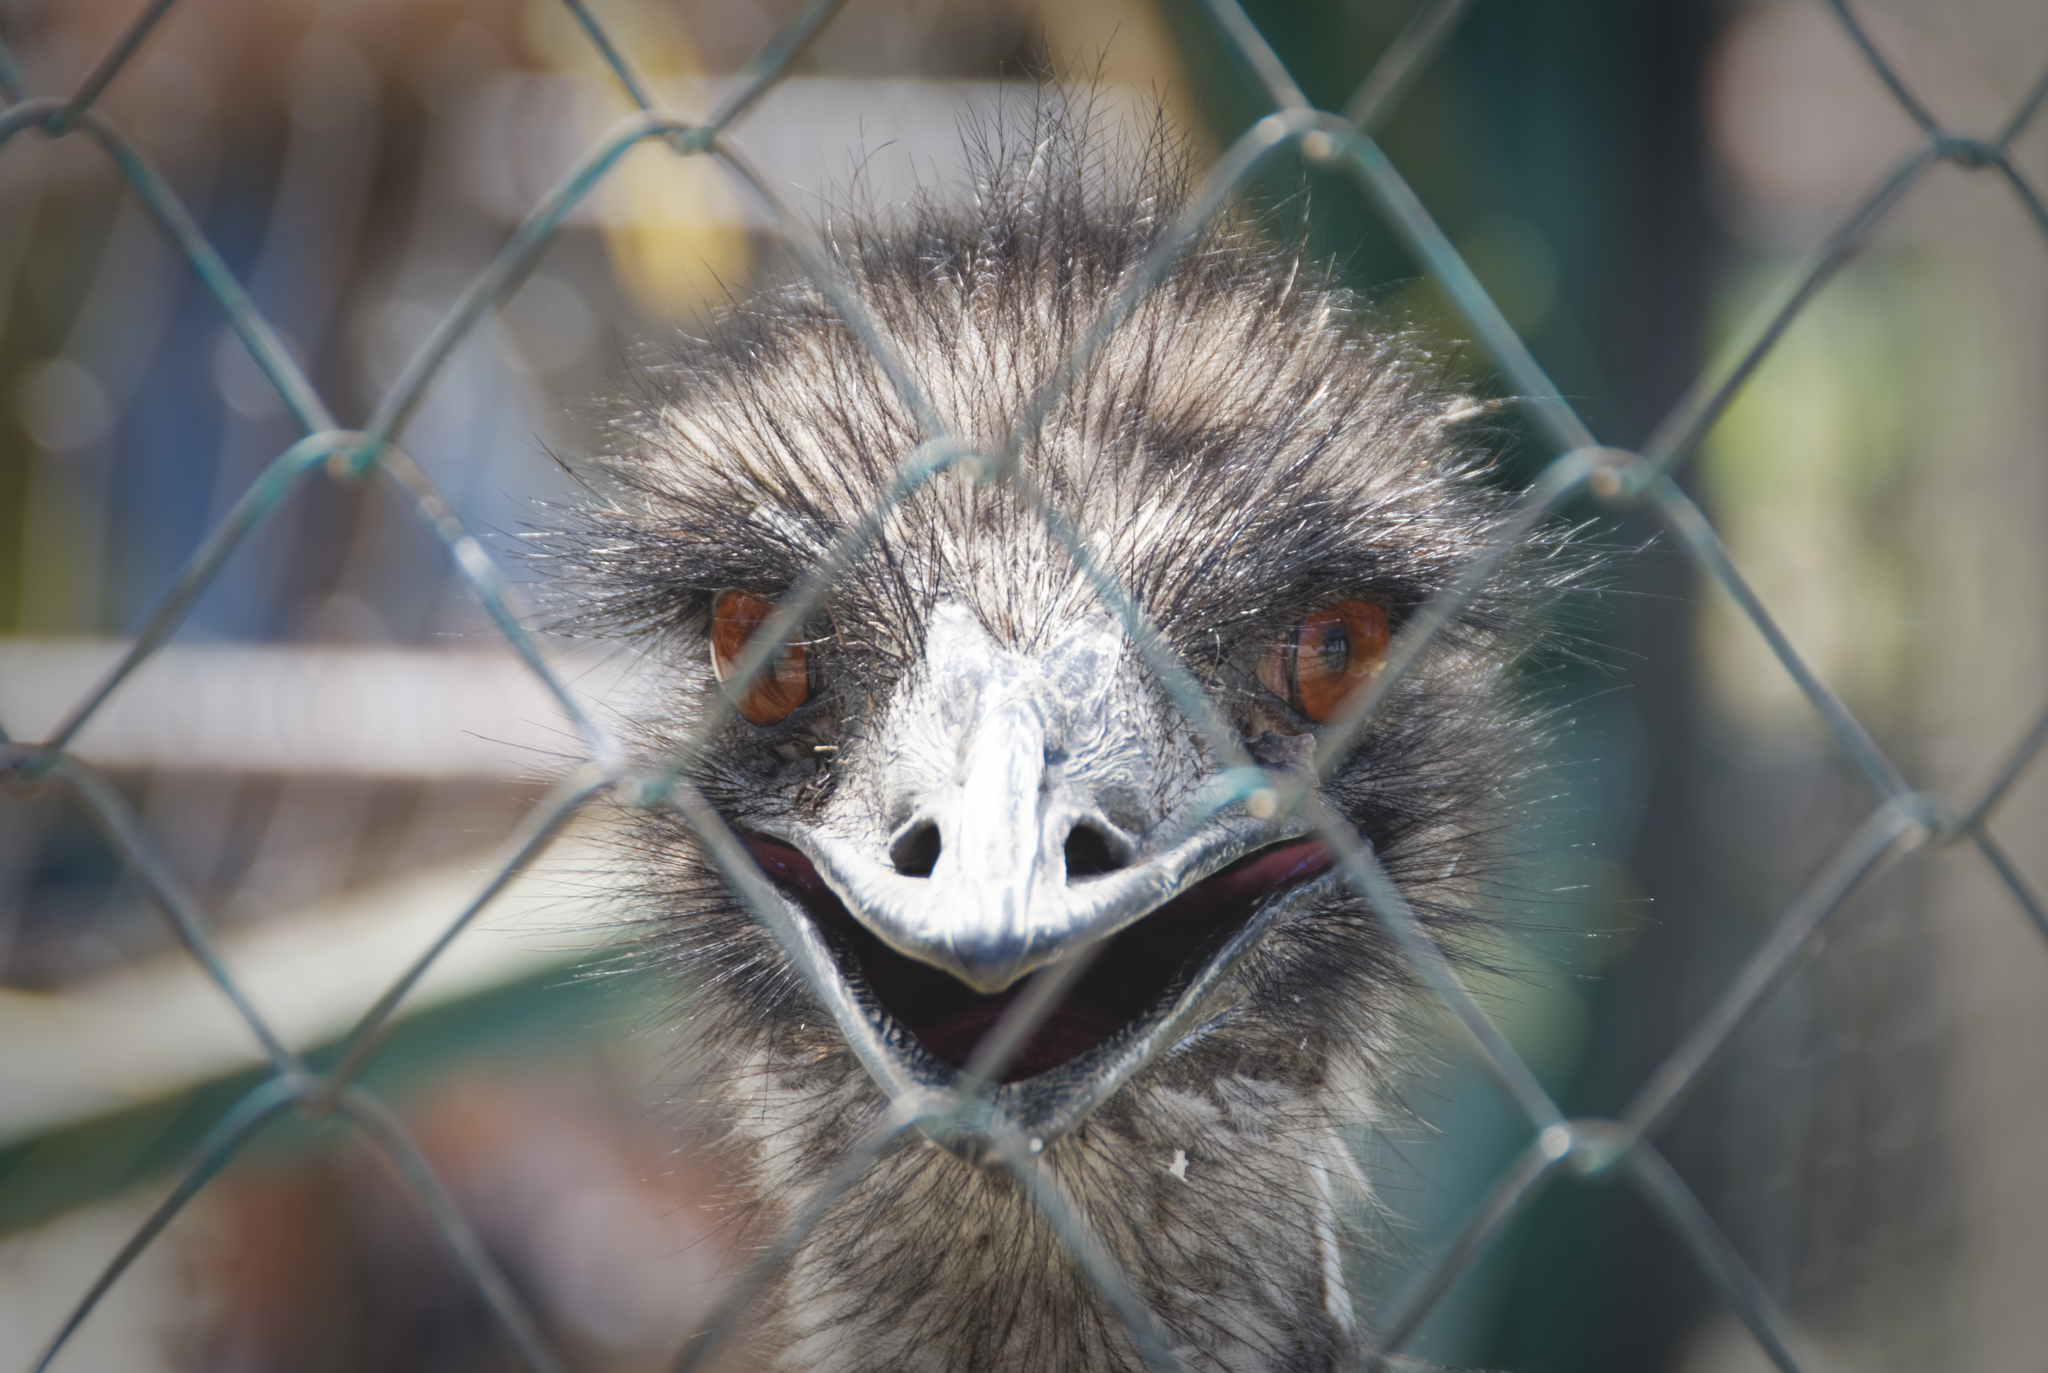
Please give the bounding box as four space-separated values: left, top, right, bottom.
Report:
557 110 1551 1366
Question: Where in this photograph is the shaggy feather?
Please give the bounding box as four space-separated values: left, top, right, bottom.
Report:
545 97 1569 1373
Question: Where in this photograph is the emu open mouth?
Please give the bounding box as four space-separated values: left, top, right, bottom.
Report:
743 835 1332 1082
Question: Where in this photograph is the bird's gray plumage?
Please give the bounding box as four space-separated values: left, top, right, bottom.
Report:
551 100 1560 1373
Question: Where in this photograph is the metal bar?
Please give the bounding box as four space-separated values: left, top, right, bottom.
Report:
0 94 64 144
1971 830 2048 947
708 0 849 129
0 32 30 100
668 1100 935 1373
989 116 1337 769
360 109 690 460
77 112 335 431
1645 475 1914 804
1312 798 1566 1132
1304 446 1605 798
1342 0 1476 134
1825 0 1943 139
1622 802 1924 1140
9 2 2046 1367
369 445 605 757
459 4 945 454
1354 1138 1566 1372
31 431 349 763
558 0 659 112
954 936 1112 1098
339 1089 569 1373
1324 121 1599 456
1958 696 2048 834
1626 1145 1809 1373
632 437 965 795
1195 0 1311 112
997 110 1302 480
316 770 609 1104
1640 148 1937 477
1993 153 2048 244
993 1129 1184 1373
1013 880 1295 1145
709 137 949 441
656 774 931 1107
1009 469 1256 777
1996 57 2048 150
45 0 180 135
54 757 305 1079
29 1079 299 1373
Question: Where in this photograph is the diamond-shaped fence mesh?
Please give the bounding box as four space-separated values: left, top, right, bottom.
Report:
1 0 2045 1370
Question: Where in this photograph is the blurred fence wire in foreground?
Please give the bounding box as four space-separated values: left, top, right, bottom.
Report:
2 0 2047 1370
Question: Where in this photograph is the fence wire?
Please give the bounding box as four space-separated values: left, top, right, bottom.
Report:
1 1 2045 1371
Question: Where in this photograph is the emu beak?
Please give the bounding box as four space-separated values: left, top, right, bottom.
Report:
780 604 1305 996
927 692 1055 990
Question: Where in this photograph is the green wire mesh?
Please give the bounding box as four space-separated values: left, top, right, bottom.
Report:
1 1 2045 1370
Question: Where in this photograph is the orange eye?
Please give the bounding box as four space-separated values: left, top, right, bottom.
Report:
1256 600 1390 723
710 589 816 725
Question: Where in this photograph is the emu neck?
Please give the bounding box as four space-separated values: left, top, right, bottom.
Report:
746 1069 1366 1373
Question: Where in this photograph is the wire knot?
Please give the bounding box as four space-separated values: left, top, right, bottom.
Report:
1935 135 1997 169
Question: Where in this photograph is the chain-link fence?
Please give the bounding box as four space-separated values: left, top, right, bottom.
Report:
2 0 2046 1369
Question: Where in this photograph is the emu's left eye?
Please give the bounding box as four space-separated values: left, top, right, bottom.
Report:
710 589 818 725
1257 600 1390 723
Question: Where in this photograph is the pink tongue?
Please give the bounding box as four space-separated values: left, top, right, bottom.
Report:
913 1004 1124 1082
1195 838 1332 906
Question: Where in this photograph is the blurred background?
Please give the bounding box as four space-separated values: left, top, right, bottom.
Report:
1 0 2045 1369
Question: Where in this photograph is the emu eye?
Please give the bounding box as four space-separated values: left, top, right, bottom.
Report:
710 589 818 725
1257 600 1391 723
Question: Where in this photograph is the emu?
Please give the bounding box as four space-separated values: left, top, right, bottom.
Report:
556 106 1553 1373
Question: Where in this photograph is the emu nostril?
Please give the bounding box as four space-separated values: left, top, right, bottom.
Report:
1063 824 1124 880
890 823 942 877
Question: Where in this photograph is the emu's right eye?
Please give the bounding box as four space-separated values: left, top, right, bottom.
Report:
1257 599 1390 723
710 589 816 725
